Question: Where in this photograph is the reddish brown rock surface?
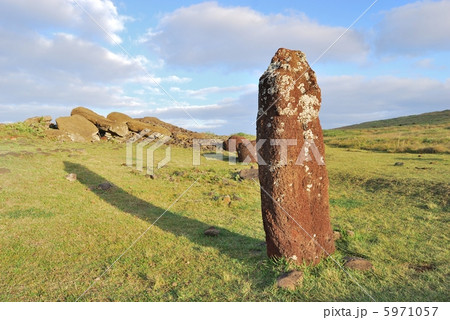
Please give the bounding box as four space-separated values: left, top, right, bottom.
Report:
257 48 335 265
237 139 257 163
223 135 246 152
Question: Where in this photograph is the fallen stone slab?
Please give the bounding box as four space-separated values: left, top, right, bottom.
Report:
56 115 100 142
126 119 172 137
72 107 129 137
107 112 133 123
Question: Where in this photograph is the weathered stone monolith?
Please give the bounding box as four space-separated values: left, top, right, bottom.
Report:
257 48 335 265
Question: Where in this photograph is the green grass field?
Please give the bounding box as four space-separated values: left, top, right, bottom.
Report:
0 124 449 301
324 124 450 154
339 110 450 129
324 110 450 154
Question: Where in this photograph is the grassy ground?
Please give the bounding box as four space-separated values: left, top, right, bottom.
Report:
0 126 448 301
324 123 450 154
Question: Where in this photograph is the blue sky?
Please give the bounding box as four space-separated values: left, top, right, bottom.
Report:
0 0 449 134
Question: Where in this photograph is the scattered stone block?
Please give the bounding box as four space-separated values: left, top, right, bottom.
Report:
222 195 231 206
65 173 77 182
237 140 257 163
333 231 341 240
223 135 246 152
204 226 220 237
24 116 52 127
344 257 373 271
276 270 303 290
239 168 259 181
97 182 114 191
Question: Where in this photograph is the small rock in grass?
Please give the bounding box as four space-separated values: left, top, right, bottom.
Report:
347 230 355 237
408 263 435 272
173 170 185 177
0 168 11 174
65 173 77 182
394 162 404 166
97 181 113 190
276 270 303 290
333 231 341 240
238 168 259 180
344 257 373 271
204 226 220 237
232 194 242 201
222 195 231 206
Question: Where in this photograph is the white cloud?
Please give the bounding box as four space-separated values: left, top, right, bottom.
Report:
170 84 256 100
132 75 450 134
0 0 128 44
320 75 450 127
142 1 369 70
160 119 227 130
0 29 145 83
375 0 450 55
133 90 258 134
129 75 192 86
0 70 145 122
0 26 147 122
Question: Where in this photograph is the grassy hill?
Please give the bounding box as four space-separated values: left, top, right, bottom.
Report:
0 123 449 301
324 110 450 154
339 109 450 129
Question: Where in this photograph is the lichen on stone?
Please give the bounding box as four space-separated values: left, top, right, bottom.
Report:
297 95 319 124
277 102 298 116
298 83 306 94
303 129 315 140
278 75 295 102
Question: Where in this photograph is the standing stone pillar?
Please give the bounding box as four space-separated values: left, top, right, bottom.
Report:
257 48 335 265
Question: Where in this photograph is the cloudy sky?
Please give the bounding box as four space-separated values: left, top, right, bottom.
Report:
0 0 449 134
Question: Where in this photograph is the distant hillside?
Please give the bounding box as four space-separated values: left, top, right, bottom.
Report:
339 109 450 129
324 110 450 154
